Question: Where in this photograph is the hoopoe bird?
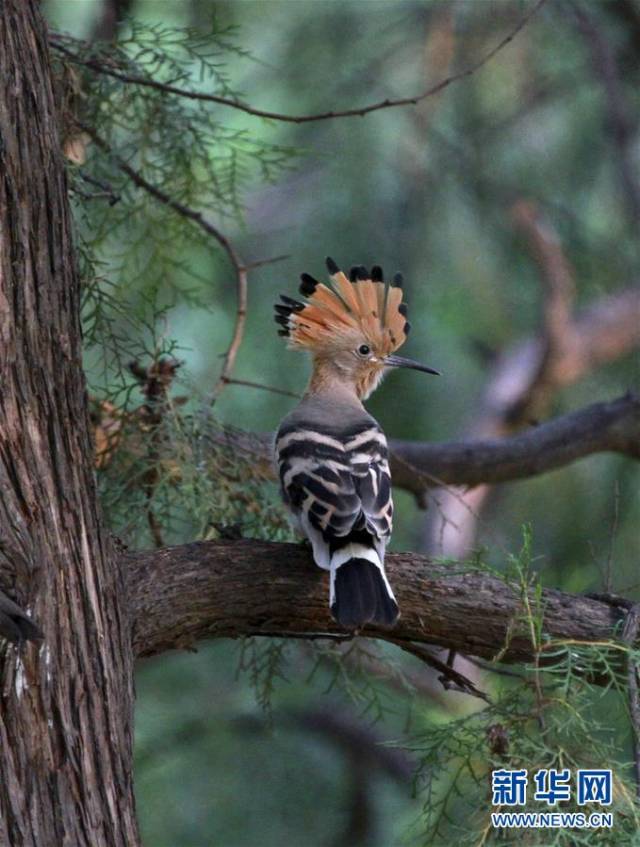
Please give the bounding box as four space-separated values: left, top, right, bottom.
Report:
274 257 439 629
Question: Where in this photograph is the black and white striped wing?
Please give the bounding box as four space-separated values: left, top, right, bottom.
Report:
345 427 393 541
275 424 393 568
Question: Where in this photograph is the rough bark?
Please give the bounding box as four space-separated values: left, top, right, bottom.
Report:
0 3 140 845
128 539 626 666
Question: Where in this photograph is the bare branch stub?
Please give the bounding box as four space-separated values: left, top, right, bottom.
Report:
51 0 547 124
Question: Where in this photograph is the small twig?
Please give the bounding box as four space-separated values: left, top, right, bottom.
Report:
621 604 640 801
390 638 490 702
221 378 300 399
80 124 249 403
243 254 290 271
78 171 120 205
51 1 547 124
465 656 527 680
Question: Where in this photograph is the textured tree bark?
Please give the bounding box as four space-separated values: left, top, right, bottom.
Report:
128 539 625 666
0 3 140 845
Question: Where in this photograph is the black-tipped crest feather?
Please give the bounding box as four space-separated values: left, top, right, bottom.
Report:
299 273 319 296
280 294 304 311
276 256 412 355
326 256 339 274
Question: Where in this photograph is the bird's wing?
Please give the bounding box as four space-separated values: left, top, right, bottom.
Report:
276 423 393 558
344 426 393 541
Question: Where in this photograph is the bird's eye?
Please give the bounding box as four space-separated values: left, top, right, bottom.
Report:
357 344 371 357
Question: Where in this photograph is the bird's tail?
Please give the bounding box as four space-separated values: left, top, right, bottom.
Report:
329 544 399 629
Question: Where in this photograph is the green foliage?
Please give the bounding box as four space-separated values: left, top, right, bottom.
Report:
54 20 298 549
57 19 298 406
236 638 291 719
405 533 640 845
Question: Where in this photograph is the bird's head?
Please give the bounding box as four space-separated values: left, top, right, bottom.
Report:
275 257 439 399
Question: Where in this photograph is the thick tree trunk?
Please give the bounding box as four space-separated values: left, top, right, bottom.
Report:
0 3 140 845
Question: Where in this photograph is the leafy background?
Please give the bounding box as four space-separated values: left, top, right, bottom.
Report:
44 1 639 844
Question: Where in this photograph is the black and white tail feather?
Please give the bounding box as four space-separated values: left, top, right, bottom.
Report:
276 420 399 629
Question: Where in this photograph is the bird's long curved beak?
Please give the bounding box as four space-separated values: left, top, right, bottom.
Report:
384 354 441 376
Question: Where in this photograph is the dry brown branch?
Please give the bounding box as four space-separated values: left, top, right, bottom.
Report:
51 1 547 124
126 538 631 668
80 125 248 403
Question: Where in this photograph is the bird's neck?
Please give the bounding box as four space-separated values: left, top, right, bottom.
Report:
306 357 381 403
306 357 362 404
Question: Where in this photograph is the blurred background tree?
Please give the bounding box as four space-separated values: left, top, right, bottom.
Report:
42 0 639 844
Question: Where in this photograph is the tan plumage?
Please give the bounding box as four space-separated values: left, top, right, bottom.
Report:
274 258 410 360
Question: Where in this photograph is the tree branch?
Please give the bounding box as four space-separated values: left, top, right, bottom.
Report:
422 205 640 554
206 393 640 500
392 393 639 492
127 538 629 666
51 0 547 124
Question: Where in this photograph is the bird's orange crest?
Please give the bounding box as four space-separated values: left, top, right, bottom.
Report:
274 257 410 357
